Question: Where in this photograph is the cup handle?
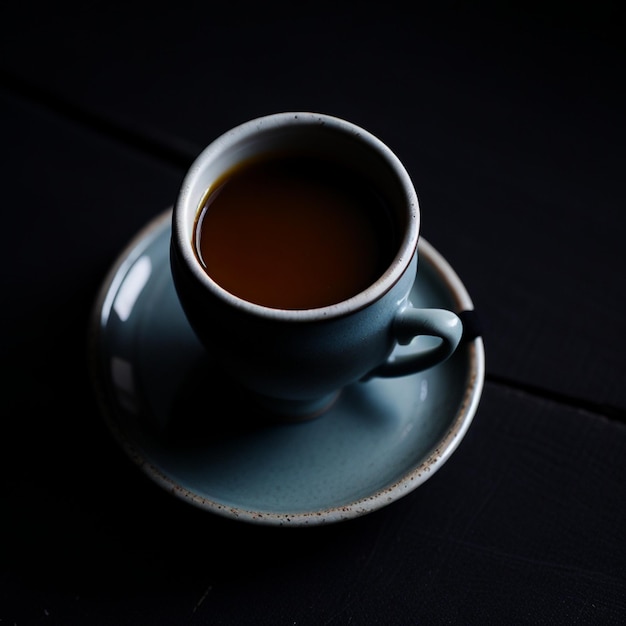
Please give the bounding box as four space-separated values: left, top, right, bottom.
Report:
365 308 463 379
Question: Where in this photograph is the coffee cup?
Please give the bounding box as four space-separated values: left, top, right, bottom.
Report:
170 112 463 419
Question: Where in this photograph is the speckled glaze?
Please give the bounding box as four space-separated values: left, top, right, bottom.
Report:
170 112 462 418
89 209 484 526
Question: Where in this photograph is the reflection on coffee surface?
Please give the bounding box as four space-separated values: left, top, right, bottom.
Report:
194 155 397 309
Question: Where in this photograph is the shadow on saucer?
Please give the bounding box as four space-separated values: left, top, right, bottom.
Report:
154 354 287 449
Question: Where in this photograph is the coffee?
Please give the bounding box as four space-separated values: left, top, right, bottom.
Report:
193 154 397 309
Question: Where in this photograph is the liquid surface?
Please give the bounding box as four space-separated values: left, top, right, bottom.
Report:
194 156 395 309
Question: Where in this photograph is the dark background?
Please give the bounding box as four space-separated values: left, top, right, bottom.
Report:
2 1 625 624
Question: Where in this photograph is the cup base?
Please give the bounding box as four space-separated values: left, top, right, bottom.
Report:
251 390 342 422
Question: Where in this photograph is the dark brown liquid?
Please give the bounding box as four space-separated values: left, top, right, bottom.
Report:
194 155 396 309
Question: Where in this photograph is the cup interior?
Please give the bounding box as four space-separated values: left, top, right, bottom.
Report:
174 112 420 315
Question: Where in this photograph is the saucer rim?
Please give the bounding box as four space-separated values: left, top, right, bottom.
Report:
89 208 485 526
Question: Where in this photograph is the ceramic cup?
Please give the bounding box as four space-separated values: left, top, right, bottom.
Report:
170 112 463 419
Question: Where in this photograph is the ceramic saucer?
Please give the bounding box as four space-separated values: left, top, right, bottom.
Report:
89 209 484 526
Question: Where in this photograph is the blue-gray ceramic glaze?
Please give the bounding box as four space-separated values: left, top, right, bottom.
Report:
89 209 484 526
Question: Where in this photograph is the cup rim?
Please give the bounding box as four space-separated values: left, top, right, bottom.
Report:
173 111 420 321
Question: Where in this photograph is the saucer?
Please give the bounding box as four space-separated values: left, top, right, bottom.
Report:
89 209 485 526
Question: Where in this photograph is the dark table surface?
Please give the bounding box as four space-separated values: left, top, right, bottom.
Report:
2 2 625 624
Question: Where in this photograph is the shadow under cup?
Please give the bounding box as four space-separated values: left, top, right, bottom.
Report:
170 113 424 419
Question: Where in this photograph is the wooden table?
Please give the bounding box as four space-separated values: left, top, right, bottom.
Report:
2 3 625 623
